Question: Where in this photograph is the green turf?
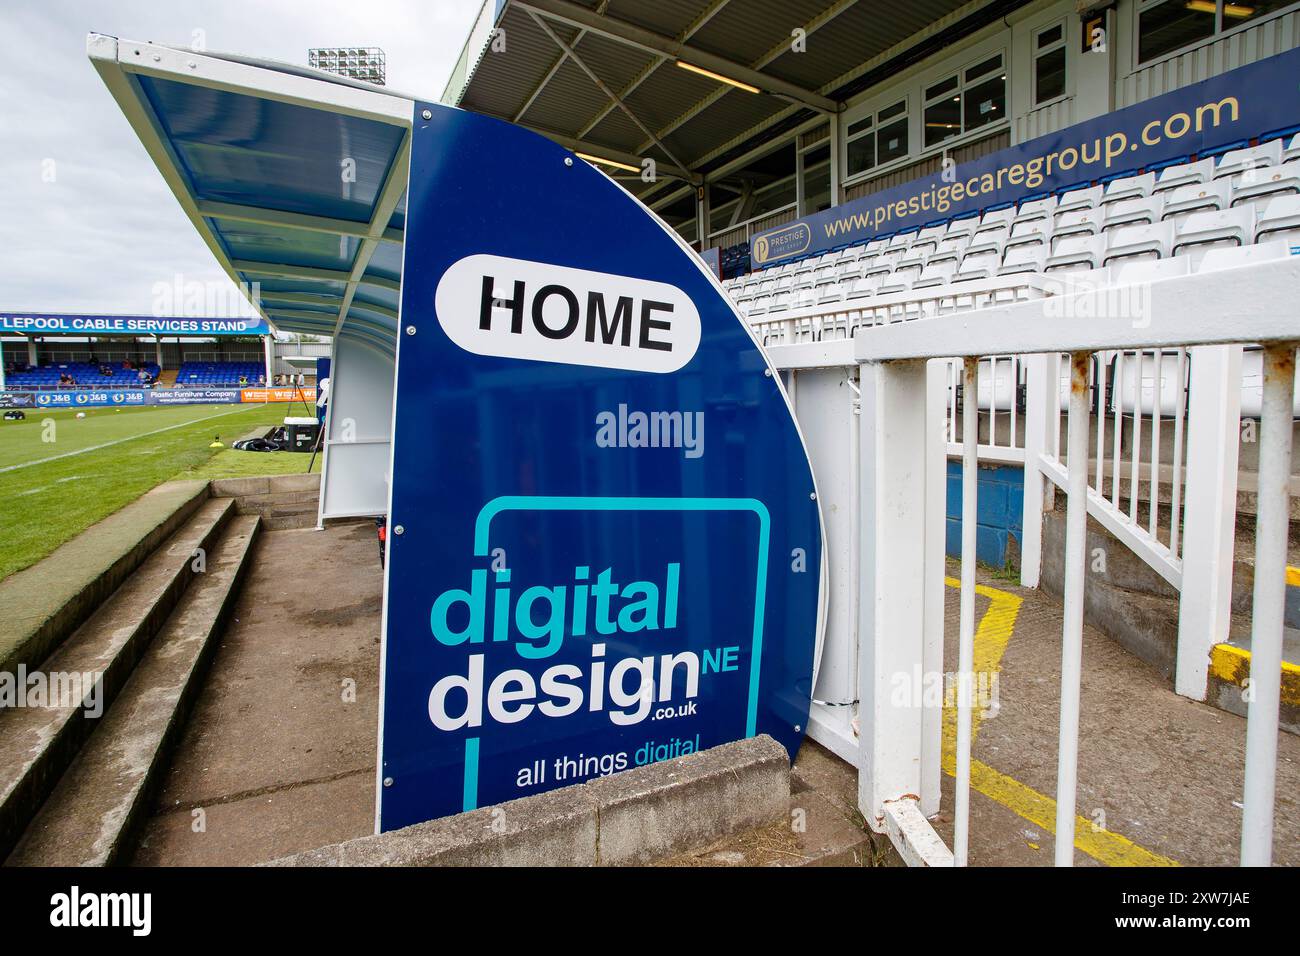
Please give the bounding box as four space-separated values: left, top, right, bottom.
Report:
0 402 301 580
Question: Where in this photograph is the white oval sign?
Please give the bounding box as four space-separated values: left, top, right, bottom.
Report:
433 254 701 374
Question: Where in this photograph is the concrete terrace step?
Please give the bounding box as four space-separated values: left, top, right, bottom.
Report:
0 479 209 675
6 515 260 867
0 497 235 859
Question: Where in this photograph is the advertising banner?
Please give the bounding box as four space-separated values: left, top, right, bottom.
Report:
0 313 271 337
377 104 823 831
751 46 1300 265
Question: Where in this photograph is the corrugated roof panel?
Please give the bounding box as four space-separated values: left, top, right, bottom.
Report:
622 60 727 133
668 92 790 163
584 108 647 153
762 0 971 90
687 0 833 66
605 0 724 37
517 58 606 133
458 6 583 120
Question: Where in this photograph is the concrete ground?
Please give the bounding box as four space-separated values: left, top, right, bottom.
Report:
928 561 1299 866
131 520 381 866
130 520 1297 866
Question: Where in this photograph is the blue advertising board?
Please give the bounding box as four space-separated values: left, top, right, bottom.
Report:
377 104 823 831
22 388 242 408
32 389 150 408
752 46 1300 265
0 313 270 337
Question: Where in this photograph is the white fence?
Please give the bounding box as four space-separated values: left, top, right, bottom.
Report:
758 254 1300 866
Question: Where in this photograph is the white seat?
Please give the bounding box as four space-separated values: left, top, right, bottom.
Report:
1101 172 1155 206
1159 179 1231 221
1214 140 1282 181
747 295 771 317
1231 159 1300 207
912 259 960 289
976 206 1017 235
1045 234 1106 273
997 244 1047 275
1197 240 1294 272
1240 347 1300 419
945 217 980 240
815 283 845 305
1014 195 1057 225
1005 218 1052 251
953 245 1001 281
845 275 881 300
1110 350 1189 418
1284 134 1300 164
1108 256 1191 286
767 291 795 313
1102 221 1175 264
926 234 969 266
1056 184 1103 215
1172 207 1255 266
1255 194 1300 246
909 224 948 257
885 230 917 252
1154 158 1214 194
1102 193 1163 231
1051 208 1100 246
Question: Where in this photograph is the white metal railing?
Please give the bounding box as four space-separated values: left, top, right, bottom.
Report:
759 254 1299 867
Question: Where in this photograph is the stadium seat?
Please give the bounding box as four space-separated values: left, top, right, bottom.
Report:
1172 207 1255 265
1102 220 1176 265
997 244 1047 276
1045 234 1106 273
1160 179 1231 221
1052 207 1100 245
1102 193 1163 231
1056 184 1102 215
1254 194 1300 245
1014 195 1057 226
1153 157 1214 194
1214 140 1282 181
1231 159 1300 207
1101 172 1155 206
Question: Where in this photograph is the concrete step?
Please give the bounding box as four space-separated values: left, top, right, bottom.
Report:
0 479 210 675
234 492 318 516
1205 621 1300 735
0 497 235 860
6 515 260 867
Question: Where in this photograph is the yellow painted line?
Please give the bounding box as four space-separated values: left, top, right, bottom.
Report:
943 575 1179 867
1286 566 1300 588
1209 642 1300 706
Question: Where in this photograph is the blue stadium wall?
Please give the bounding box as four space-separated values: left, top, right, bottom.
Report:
946 461 1024 569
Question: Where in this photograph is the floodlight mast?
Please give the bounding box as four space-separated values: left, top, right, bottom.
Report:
308 47 387 86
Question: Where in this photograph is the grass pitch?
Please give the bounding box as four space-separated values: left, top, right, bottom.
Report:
0 403 321 579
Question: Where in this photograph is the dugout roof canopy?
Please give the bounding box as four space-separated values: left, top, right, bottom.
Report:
88 33 414 359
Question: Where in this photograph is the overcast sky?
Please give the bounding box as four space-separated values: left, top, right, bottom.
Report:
0 0 482 315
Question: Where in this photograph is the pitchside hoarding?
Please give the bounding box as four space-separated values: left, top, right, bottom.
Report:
377 105 823 831
751 46 1300 266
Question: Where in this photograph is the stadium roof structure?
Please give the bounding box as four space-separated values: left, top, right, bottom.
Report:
445 0 1027 206
87 34 414 358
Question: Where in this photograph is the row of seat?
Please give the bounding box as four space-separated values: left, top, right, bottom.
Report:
727 136 1300 314
175 361 266 386
6 362 161 388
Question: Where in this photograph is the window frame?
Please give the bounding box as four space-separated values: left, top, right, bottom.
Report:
843 97 911 180
1031 19 1069 108
1133 0 1300 69
921 50 1007 150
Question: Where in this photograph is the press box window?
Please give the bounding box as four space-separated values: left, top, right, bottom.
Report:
845 100 908 177
1033 22 1067 105
1138 0 1295 64
923 54 1005 148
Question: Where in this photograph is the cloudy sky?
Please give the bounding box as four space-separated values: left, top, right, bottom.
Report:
0 0 482 314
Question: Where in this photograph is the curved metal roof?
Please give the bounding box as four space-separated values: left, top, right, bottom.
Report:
87 33 415 358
